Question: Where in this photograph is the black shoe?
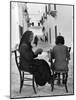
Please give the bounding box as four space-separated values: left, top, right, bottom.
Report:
57 80 61 85
62 80 65 84
54 73 57 79
48 80 51 84
48 75 53 84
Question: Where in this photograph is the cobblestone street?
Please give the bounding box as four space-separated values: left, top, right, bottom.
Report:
11 27 74 98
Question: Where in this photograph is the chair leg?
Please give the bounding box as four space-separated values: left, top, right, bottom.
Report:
19 71 24 93
51 71 54 92
51 80 54 92
65 83 68 93
64 72 68 93
32 75 37 94
62 73 65 84
57 73 61 85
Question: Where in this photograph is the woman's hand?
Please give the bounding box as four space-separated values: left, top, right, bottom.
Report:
35 48 43 55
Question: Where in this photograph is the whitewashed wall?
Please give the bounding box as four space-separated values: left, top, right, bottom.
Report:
43 4 73 49
11 2 28 50
11 2 19 50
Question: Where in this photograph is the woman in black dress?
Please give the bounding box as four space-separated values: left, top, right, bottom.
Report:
19 30 52 86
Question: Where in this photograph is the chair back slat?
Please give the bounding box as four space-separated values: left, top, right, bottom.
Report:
14 50 19 68
12 49 20 70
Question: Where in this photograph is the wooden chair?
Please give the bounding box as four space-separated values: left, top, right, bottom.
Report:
51 69 68 93
12 49 37 94
50 47 71 93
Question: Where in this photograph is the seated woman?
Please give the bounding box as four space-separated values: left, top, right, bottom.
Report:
49 36 70 85
19 30 52 86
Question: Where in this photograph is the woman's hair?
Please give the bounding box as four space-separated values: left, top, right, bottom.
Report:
19 30 33 49
55 36 65 45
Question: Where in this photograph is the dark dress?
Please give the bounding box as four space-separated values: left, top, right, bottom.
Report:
51 45 70 71
19 43 51 86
